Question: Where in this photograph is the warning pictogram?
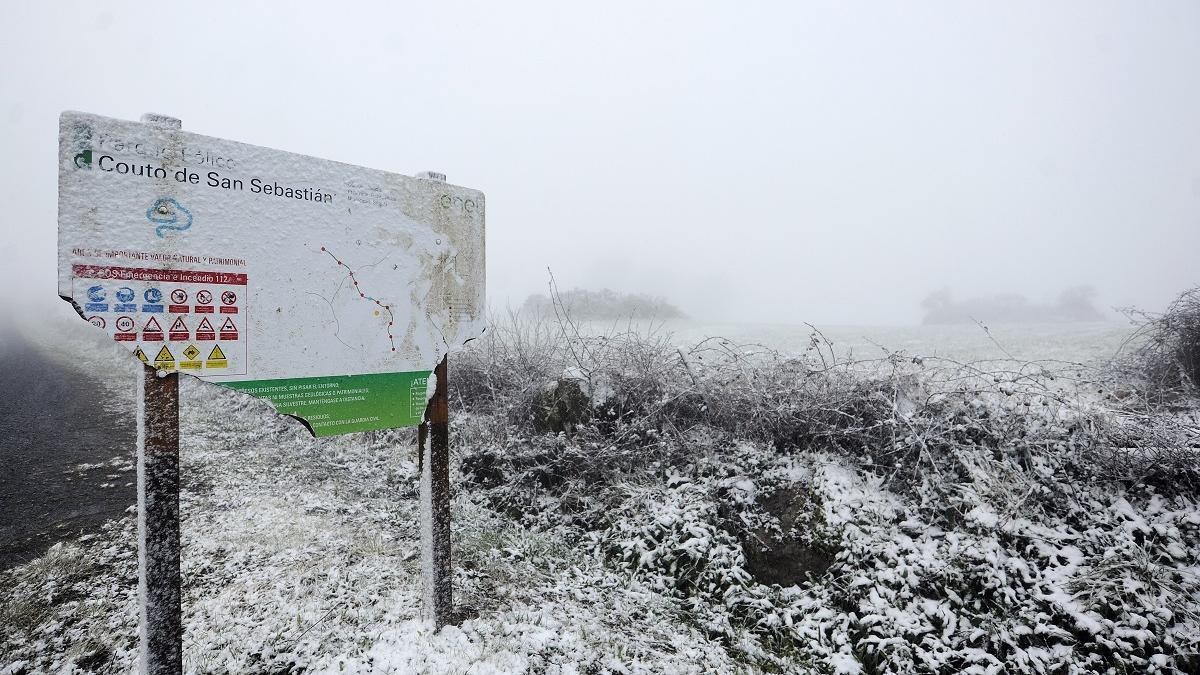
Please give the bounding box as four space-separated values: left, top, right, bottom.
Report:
195 317 216 341
70 263 251 376
133 346 149 364
85 285 108 312
219 317 239 341
115 287 137 312
69 267 248 375
114 315 136 341
169 288 189 313
169 316 190 341
180 344 202 370
205 344 228 369
143 316 164 341
220 290 238 313
153 345 175 369
142 288 163 313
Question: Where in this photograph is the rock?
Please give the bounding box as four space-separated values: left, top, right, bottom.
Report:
529 378 592 433
739 486 836 587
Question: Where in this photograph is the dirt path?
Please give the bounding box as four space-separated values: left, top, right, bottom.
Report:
0 320 136 570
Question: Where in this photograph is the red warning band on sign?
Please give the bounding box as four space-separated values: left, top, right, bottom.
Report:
72 265 248 286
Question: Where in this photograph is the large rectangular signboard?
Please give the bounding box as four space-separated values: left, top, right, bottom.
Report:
58 112 485 436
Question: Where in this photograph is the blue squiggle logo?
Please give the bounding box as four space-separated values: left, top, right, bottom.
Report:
146 198 193 238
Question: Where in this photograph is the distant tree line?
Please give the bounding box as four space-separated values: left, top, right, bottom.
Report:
523 288 686 320
921 286 1105 324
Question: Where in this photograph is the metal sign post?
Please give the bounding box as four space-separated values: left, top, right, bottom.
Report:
414 170 454 627
137 367 182 674
135 113 183 675
419 355 452 627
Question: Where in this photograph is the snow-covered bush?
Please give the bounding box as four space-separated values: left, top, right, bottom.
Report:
455 311 1200 673
1113 286 1200 406
589 478 755 612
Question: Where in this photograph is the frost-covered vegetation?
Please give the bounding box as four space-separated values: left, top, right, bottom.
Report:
453 296 1200 673
1112 287 1200 407
2 291 1199 674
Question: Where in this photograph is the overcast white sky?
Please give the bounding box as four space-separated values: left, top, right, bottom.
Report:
2 1 1198 325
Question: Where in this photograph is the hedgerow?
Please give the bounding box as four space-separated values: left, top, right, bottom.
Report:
454 300 1200 673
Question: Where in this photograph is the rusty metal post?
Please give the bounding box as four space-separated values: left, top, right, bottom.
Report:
419 355 452 628
136 112 183 675
137 366 182 675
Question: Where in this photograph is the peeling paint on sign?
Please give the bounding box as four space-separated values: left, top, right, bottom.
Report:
58 111 485 436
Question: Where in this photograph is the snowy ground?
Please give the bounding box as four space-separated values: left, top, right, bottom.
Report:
588 319 1131 367
2 316 1198 674
0 365 742 673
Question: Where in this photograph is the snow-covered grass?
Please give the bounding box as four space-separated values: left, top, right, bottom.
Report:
3 309 1200 673
0 380 743 673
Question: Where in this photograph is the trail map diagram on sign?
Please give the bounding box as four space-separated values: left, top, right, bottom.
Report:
58 111 485 435
314 245 400 353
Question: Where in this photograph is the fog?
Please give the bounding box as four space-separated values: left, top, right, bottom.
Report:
3 1 1198 326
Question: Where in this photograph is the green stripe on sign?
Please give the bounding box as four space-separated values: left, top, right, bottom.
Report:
223 371 431 437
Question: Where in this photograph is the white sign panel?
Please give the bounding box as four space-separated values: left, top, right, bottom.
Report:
58 111 485 435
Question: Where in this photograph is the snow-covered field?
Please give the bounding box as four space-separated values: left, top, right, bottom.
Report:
2 316 1198 674
660 320 1131 366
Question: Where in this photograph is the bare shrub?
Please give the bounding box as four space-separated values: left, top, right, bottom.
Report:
1112 286 1200 405
450 306 565 412
449 285 1200 672
456 281 1200 501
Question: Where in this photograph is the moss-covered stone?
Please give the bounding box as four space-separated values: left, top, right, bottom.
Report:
740 486 836 587
530 378 592 433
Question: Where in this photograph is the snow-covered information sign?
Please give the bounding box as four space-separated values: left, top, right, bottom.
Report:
58 111 485 436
